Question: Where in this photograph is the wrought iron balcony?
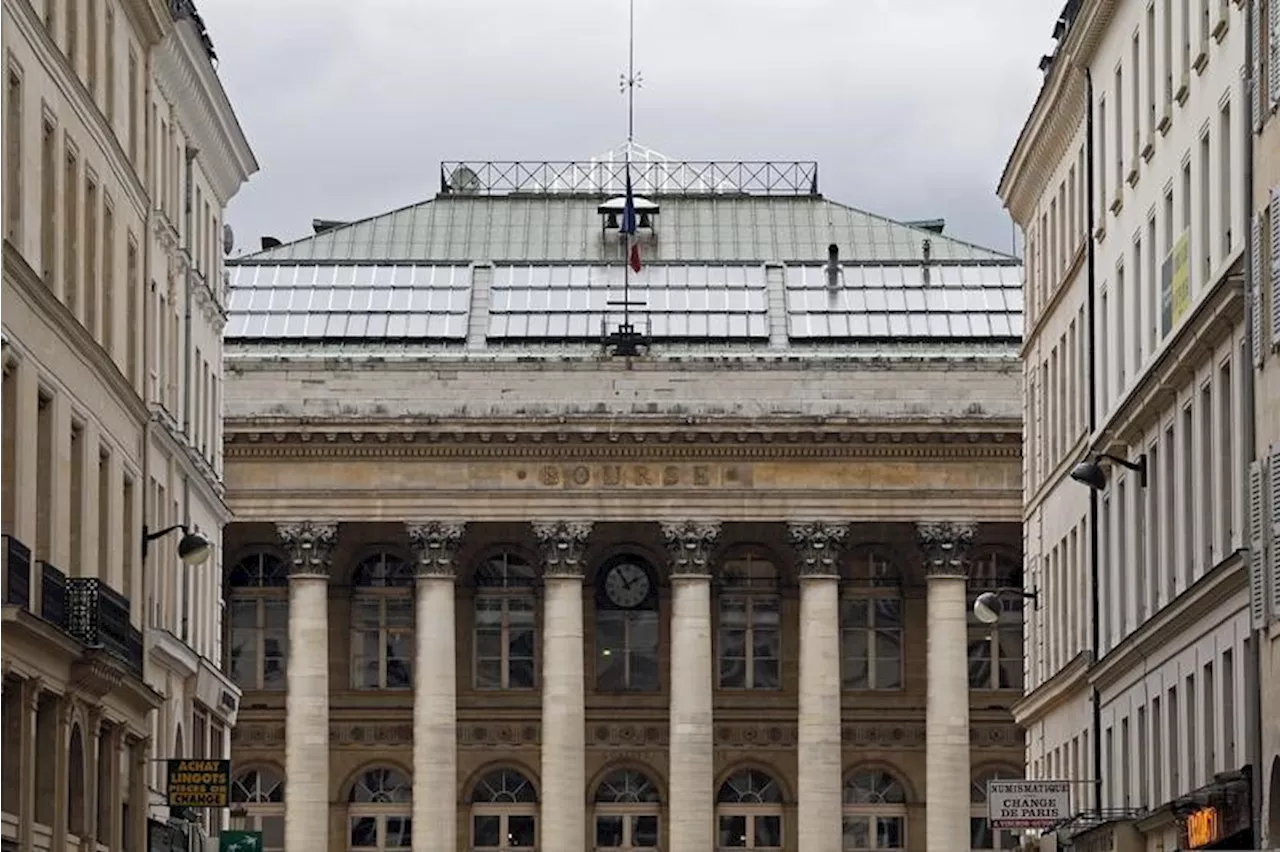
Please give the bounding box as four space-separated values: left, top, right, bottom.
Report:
66 577 144 677
39 561 67 627
3 534 31 609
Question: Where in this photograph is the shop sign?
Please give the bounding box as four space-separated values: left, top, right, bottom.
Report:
986 779 1072 829
165 758 231 807
1186 806 1222 848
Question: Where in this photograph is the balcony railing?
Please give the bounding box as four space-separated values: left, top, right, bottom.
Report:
66 578 144 677
3 534 31 609
39 561 67 627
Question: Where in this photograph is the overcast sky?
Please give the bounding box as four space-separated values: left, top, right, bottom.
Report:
200 0 1062 258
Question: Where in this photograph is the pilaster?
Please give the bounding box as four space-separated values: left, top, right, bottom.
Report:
789 521 848 852
533 521 592 852
276 521 337 852
406 521 465 852
916 520 977 852
661 520 721 852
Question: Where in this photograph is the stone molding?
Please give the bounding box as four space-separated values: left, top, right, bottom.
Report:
276 521 339 576
787 521 850 576
532 521 593 577
406 522 466 577
224 426 1022 461
916 521 978 578
660 521 721 575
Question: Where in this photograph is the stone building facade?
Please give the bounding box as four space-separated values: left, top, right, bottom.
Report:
221 146 1027 852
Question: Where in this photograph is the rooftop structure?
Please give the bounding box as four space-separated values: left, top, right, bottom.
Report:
226 150 1024 357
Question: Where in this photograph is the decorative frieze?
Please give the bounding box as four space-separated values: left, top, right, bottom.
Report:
916 521 978 577
660 521 721 575
276 521 339 576
787 521 850 575
406 522 466 577
531 521 593 577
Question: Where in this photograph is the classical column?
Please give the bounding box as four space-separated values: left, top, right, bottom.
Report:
789 522 849 852
532 521 593 852
917 521 977 852
278 521 338 852
660 521 721 852
407 521 466 852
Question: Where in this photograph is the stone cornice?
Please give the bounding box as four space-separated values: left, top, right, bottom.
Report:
148 410 230 520
2 244 150 427
224 424 1023 461
1010 650 1092 727
153 19 257 204
120 0 173 46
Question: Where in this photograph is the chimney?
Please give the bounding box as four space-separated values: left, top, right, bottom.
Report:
825 243 840 289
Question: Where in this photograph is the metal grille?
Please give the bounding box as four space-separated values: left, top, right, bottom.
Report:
66 577 144 676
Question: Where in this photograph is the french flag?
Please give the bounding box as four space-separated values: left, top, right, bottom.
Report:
620 166 642 273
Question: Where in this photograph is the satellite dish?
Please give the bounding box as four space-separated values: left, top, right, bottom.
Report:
449 166 480 194
222 223 234 255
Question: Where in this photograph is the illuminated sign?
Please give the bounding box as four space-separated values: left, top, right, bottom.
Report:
165 759 230 807
1186 806 1221 848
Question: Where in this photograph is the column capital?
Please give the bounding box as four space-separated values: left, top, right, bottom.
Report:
787 521 849 576
532 521 593 577
276 521 339 577
660 521 721 575
916 521 978 578
406 522 466 577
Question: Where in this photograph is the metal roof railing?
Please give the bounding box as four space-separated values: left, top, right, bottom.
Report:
439 160 820 197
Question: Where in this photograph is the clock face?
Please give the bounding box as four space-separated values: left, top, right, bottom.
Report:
603 562 651 608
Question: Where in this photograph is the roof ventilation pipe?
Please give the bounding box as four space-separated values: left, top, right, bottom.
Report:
825 243 841 290
922 237 932 285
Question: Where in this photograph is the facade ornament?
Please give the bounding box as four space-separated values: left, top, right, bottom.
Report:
659 521 721 574
406 522 466 577
531 521 593 577
275 521 339 576
787 521 849 575
916 521 978 577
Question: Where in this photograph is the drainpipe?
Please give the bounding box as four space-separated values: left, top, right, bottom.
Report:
181 146 197 646
1240 0 1263 841
1082 63 1104 819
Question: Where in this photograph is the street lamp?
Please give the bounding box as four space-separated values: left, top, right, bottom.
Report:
972 587 1040 624
142 524 212 566
1069 452 1147 490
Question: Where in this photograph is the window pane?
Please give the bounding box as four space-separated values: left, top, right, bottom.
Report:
719 815 748 847
968 634 993 688
753 658 781 689
752 627 779 660
876 816 904 849
970 817 992 849
596 815 625 847
475 599 503 626
755 815 782 847
875 658 902 690
386 633 412 688
597 646 627 691
633 815 659 847
475 659 502 689
230 599 258 627
474 815 501 848
508 658 536 689
509 626 535 658
719 657 747 689
349 817 377 848
509 814 536 847
998 628 1024 689
229 628 258 688
475 629 503 659
261 815 284 850
720 628 747 658
873 598 902 627
842 598 869 628
262 633 287 689
843 817 871 850
385 816 412 848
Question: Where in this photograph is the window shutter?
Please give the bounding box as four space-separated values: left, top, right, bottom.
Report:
1252 211 1265 366
1271 188 1280 346
1249 459 1267 628
1272 0 1280 108
1271 446 1280 616
1256 0 1266 130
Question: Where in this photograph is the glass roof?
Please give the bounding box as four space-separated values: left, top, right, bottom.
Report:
487 264 769 341
224 264 472 341
783 265 1024 341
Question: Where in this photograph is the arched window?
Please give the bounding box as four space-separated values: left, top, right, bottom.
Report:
347 767 412 852
970 766 1021 850
351 552 414 689
966 550 1024 690
717 552 781 690
593 768 661 850
231 767 285 852
470 768 538 852
595 556 660 692
227 551 289 690
840 547 903 691
842 768 907 850
68 724 86 837
473 552 537 690
716 769 783 850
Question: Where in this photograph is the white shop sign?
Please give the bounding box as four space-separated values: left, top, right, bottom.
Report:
986 780 1071 829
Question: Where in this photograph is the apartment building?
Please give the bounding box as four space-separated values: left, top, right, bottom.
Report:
1249 0 1280 844
999 0 1264 849
0 1 256 850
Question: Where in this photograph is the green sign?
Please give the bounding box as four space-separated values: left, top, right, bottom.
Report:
219 831 263 852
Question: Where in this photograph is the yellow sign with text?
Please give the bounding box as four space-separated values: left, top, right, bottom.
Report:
166 759 230 808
